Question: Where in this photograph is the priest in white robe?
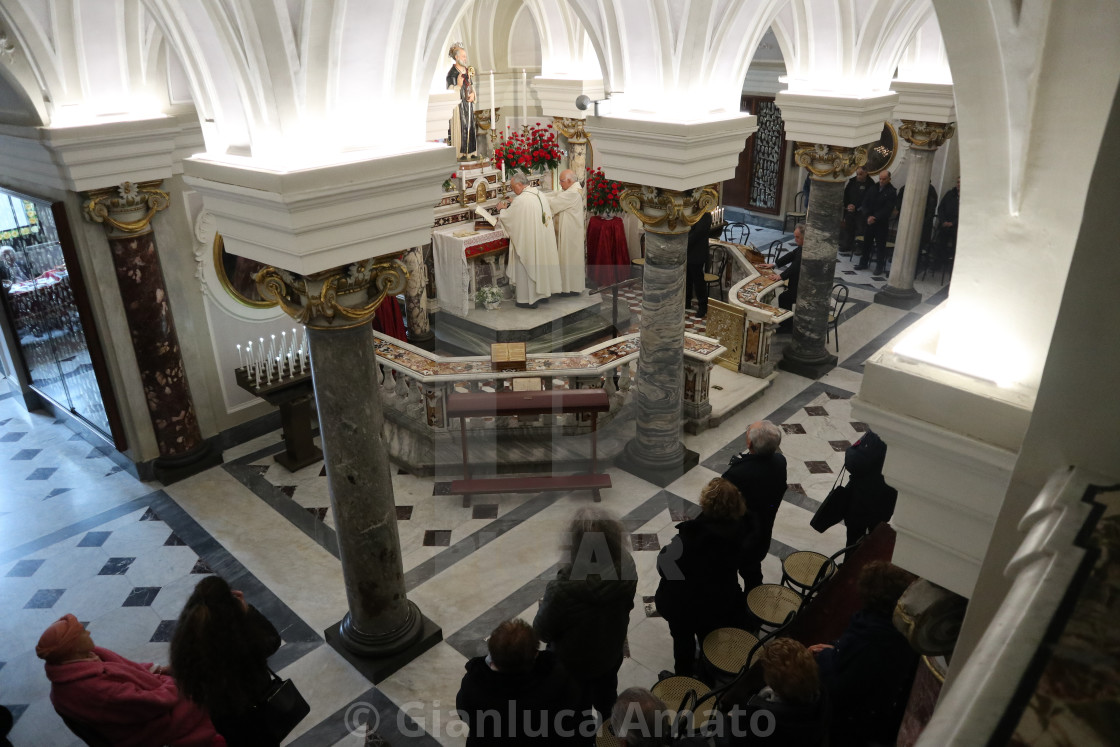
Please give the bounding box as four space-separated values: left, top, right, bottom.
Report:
497 173 562 308
547 169 587 295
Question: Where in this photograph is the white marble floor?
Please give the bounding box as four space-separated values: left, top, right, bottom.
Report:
0 246 948 746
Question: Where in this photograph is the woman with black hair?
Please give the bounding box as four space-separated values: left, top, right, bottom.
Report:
170 576 283 746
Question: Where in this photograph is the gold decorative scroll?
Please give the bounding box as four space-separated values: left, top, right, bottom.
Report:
618 184 719 235
792 143 868 181
553 116 589 143
898 120 957 150
256 259 409 330
84 180 170 235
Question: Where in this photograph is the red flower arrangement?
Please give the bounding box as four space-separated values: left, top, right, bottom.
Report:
493 123 565 176
584 167 624 216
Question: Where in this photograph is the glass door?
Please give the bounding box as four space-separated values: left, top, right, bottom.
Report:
0 188 125 447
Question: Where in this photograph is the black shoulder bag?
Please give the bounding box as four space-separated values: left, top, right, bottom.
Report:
810 466 852 533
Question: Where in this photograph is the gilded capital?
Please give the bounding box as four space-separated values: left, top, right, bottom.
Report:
553 116 589 143
793 143 868 181
84 180 170 238
256 258 408 330
898 120 956 150
618 184 719 235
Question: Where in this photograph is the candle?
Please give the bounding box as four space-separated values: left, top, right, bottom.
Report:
268 334 276 363
291 328 298 357
237 344 243 369
489 70 495 132
276 356 283 381
521 68 527 125
258 338 265 367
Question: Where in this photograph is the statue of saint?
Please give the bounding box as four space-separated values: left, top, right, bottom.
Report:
446 43 478 160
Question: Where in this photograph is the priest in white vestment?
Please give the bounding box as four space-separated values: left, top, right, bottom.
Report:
497 173 562 308
547 169 587 295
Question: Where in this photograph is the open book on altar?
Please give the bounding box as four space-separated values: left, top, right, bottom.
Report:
474 206 497 227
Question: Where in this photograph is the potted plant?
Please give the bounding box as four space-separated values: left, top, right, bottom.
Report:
585 166 623 217
475 284 503 310
493 123 565 178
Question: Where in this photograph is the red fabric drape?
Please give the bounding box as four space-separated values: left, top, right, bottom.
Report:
372 295 408 341
586 215 630 287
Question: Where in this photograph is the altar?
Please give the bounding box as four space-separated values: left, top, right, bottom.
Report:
431 223 510 316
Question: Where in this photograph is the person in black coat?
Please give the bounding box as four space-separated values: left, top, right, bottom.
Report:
534 507 638 719
857 171 896 275
764 224 803 312
841 430 898 547
839 168 876 255
456 619 591 745
935 175 961 266
721 420 787 587
685 210 714 317
810 562 918 747
656 478 754 676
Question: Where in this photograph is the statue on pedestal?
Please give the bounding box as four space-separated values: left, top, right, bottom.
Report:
446 43 478 160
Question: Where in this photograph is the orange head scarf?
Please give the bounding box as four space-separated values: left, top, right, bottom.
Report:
35 613 88 664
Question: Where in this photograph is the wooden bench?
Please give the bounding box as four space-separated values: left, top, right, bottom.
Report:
447 389 612 505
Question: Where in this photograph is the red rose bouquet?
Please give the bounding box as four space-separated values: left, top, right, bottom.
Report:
584 166 623 216
493 123 564 177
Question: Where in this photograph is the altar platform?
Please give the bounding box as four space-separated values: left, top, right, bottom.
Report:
432 291 623 355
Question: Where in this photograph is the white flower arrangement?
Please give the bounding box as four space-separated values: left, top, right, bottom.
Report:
475 285 503 306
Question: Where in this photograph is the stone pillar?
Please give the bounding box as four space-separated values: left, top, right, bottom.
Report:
876 121 956 309
84 180 220 483
400 245 433 347
617 184 718 484
554 117 589 182
779 144 866 379
256 260 440 681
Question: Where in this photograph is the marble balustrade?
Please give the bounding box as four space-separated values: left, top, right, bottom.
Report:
710 239 793 378
371 331 724 474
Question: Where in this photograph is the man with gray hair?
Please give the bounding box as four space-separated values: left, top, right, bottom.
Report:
722 420 788 588
497 173 562 308
611 688 672 746
547 169 586 295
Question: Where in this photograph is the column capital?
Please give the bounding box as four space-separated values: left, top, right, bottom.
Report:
257 258 408 330
898 120 957 150
553 116 588 143
619 184 718 235
83 180 170 238
793 143 868 182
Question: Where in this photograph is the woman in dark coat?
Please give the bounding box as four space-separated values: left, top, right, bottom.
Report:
655 478 753 676
170 576 286 746
534 507 637 719
810 561 918 747
842 430 898 547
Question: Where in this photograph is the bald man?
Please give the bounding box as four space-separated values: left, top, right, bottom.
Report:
547 169 587 295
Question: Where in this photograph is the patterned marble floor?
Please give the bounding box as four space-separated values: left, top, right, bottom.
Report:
0 251 948 746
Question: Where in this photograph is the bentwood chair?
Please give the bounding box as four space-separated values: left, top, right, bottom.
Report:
724 221 751 246
703 245 729 301
826 283 849 352
766 239 787 265
784 190 808 232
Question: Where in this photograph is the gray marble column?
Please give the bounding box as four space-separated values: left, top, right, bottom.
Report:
877 121 956 309
401 245 433 346
257 260 439 681
780 144 865 380
617 185 717 485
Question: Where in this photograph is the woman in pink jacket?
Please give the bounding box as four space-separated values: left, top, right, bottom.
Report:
37 613 223 746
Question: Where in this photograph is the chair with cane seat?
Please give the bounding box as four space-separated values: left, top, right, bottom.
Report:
650 675 716 732
745 583 804 634
701 627 761 688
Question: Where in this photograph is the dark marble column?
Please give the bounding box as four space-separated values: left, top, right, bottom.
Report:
85 181 220 483
616 185 717 486
876 121 956 310
256 260 440 682
779 145 865 379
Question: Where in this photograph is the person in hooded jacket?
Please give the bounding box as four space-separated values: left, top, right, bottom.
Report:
655 478 754 676
456 619 592 745
841 430 898 547
809 562 918 747
534 507 638 719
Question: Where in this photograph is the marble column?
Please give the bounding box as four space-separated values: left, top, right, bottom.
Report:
876 121 956 309
84 180 220 482
617 184 718 484
554 117 590 182
257 260 439 680
779 144 866 379
400 245 433 347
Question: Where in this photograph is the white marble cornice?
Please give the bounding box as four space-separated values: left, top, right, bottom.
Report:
585 113 756 191
532 77 606 119
774 92 899 147
892 80 957 124
183 145 456 276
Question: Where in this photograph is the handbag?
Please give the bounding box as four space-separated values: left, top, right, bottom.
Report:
251 667 311 743
811 467 852 533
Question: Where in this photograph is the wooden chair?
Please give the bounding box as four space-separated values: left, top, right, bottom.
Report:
701 627 760 688
703 245 729 301
780 539 863 603
745 583 804 633
650 675 716 732
766 240 787 265
826 283 849 352
784 190 808 232
723 221 751 246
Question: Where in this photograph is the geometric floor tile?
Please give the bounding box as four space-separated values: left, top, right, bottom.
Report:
163 533 186 546
278 485 297 498
24 588 65 609
11 448 41 460
122 587 161 607
850 421 869 432
804 460 834 474
44 487 72 500
471 504 498 520
0 431 27 442
5 559 45 577
305 507 328 521
804 406 829 416
630 533 661 551
828 440 853 452
77 531 112 548
432 482 452 496
190 559 213 575
782 423 807 434
150 619 177 643
98 557 135 575
25 467 57 480
423 530 452 547
396 505 414 520
139 508 162 522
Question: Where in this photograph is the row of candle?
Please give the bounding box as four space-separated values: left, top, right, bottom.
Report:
235 327 309 388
